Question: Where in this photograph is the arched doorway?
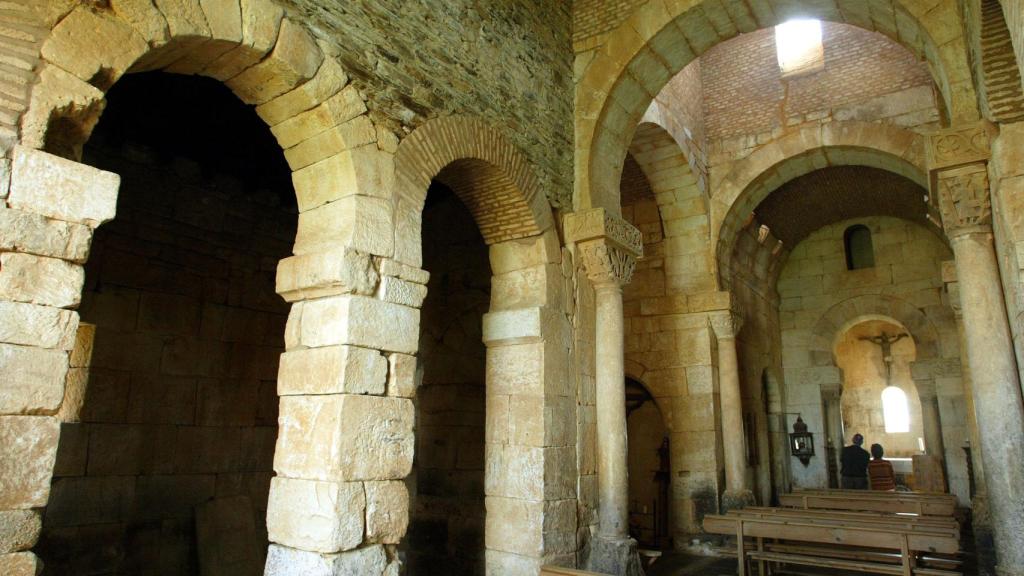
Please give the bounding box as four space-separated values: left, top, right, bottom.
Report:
38 72 292 575
625 378 670 550
406 182 490 575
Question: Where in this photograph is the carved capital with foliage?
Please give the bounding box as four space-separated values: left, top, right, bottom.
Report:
709 310 744 340
565 207 642 287
936 163 992 237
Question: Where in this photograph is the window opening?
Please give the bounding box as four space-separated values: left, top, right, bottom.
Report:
881 386 910 433
775 19 824 76
844 224 875 270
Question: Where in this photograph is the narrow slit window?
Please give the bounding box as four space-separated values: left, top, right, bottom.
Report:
775 19 824 77
882 386 910 433
844 224 875 270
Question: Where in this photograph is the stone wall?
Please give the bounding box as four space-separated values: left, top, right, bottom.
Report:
37 141 291 574
406 186 489 575
776 216 970 503
276 0 574 210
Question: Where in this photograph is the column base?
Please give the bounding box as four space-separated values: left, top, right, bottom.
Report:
721 489 755 513
587 535 645 576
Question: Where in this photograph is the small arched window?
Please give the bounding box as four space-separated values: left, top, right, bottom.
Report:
844 224 875 270
881 386 910 433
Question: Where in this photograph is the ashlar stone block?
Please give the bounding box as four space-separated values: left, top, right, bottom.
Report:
295 295 418 354
278 345 386 396
0 416 60 509
385 353 419 398
266 477 364 553
0 510 41 553
364 480 408 544
40 6 149 83
10 146 120 228
227 18 323 105
265 544 387 576
293 195 393 257
0 552 39 576
202 0 284 80
270 86 366 149
276 246 378 302
256 59 349 126
0 253 84 308
0 302 78 350
20 65 105 154
376 277 427 308
0 208 93 263
0 343 68 415
275 394 413 482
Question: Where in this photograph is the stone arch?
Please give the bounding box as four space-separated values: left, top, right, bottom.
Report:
6 3 417 573
392 116 555 267
808 295 941 369
713 122 929 289
575 0 977 213
628 121 704 208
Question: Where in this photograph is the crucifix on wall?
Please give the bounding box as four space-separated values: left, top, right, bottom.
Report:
859 331 909 385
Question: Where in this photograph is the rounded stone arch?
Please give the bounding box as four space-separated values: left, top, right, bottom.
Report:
713 122 930 289
392 115 556 267
24 0 372 179
575 0 977 214
807 295 942 370
623 363 673 431
628 121 704 208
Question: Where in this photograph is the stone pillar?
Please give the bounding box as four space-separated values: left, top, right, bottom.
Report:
917 384 946 459
711 311 754 510
565 208 644 576
930 124 1024 576
0 147 119 575
949 272 996 575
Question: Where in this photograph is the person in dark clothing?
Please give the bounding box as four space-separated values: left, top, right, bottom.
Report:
840 433 871 489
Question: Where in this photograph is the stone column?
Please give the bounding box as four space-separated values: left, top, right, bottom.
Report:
566 208 644 576
917 384 946 459
931 124 1024 576
821 386 845 486
711 311 754 510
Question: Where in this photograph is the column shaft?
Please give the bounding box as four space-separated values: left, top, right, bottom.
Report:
920 394 945 458
594 282 629 539
719 336 746 494
952 231 1024 576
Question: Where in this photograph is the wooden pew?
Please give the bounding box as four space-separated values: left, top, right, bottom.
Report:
779 491 957 516
740 507 960 533
704 509 961 576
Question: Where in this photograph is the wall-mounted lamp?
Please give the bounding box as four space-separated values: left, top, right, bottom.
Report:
789 416 815 467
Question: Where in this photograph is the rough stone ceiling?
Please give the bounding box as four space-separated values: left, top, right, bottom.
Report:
755 166 931 248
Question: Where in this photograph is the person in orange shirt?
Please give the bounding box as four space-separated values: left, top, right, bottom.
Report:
867 443 897 491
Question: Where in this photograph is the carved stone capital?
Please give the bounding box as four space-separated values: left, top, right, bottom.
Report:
564 207 644 257
565 207 643 288
926 122 994 171
936 163 992 237
578 238 636 287
710 310 744 340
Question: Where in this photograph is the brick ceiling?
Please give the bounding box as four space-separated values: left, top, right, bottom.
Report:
755 166 931 248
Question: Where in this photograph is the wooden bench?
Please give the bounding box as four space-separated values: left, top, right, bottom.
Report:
779 491 957 516
704 508 961 576
739 507 960 535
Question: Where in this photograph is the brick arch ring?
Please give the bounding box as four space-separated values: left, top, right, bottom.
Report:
391 115 555 266
807 295 942 371
713 122 929 290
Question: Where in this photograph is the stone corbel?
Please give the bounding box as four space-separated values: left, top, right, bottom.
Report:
564 207 643 287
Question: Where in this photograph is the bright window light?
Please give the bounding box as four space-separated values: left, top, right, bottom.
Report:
881 386 910 433
775 19 824 76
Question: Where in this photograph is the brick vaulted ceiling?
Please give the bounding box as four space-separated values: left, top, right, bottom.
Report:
754 166 931 248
